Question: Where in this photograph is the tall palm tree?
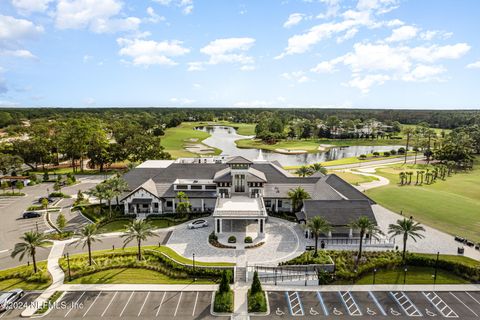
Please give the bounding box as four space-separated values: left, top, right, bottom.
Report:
287 187 311 213
306 216 331 257
403 127 416 164
108 175 129 205
388 218 425 261
310 163 327 175
295 165 311 177
73 224 102 266
121 220 157 260
399 172 406 185
11 231 50 273
349 216 383 268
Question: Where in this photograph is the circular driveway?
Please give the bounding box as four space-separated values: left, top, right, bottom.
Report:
166 216 305 266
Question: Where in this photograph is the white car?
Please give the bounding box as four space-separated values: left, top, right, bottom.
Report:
188 219 208 229
0 289 24 312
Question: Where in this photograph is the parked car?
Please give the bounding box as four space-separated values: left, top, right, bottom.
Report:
23 211 41 219
188 219 208 229
0 289 24 312
38 197 55 204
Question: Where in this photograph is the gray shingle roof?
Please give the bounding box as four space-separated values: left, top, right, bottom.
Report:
325 174 376 204
226 156 252 164
297 199 376 226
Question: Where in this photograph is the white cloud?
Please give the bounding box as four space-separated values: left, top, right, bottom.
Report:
348 74 390 93
0 15 44 41
191 37 256 71
169 97 195 105
408 43 471 63
283 13 304 28
55 0 140 33
336 27 358 43
153 0 194 15
281 71 309 83
146 7 165 23
356 0 398 14
310 60 338 73
402 64 446 82
117 37 189 66
466 60 480 69
11 0 53 14
420 30 453 41
0 49 36 59
317 0 341 19
240 65 255 71
386 25 418 42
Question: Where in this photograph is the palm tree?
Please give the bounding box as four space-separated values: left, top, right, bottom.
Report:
73 224 102 266
109 175 129 205
407 172 413 184
403 127 416 164
11 231 50 273
399 172 406 185
306 216 331 257
121 220 157 260
295 165 311 177
287 187 311 213
349 216 383 268
388 218 425 261
310 163 327 175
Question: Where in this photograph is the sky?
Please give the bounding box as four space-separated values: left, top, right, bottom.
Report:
0 0 479 109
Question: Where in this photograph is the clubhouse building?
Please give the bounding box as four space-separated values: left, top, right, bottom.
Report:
120 156 376 238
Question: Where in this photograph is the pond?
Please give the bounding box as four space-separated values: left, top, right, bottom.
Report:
196 126 404 167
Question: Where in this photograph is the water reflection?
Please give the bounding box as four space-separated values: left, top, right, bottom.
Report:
196 126 403 167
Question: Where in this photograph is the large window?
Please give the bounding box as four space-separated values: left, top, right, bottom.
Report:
234 174 245 192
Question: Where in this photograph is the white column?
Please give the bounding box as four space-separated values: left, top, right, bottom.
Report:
219 218 222 233
124 202 128 214
201 199 205 211
275 199 278 212
133 205 137 214
349 228 353 238
149 204 153 214
328 231 332 238
172 198 176 213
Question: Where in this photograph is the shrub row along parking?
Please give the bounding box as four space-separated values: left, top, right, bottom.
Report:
59 248 232 282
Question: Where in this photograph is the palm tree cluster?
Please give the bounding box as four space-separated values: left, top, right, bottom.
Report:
349 216 383 268
87 175 128 218
295 163 327 177
388 218 425 261
287 187 311 213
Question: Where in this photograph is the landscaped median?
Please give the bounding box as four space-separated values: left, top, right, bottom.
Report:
0 261 51 291
58 246 234 285
281 250 480 285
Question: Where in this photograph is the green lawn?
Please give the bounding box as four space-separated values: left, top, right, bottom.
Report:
64 245 235 267
349 266 469 285
331 171 379 186
0 261 51 291
0 278 51 291
366 157 480 242
97 219 132 233
67 268 215 285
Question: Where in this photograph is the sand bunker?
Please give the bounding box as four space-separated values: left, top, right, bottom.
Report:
318 144 335 151
185 143 215 154
185 138 199 142
275 148 308 154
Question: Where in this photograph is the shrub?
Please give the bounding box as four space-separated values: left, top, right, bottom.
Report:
43 171 49 181
250 271 262 295
248 290 267 313
228 236 236 243
398 147 406 154
49 192 71 198
244 236 253 243
358 154 367 160
214 291 233 313
209 232 218 241
219 270 231 293
390 149 397 155
383 151 391 157
373 152 380 157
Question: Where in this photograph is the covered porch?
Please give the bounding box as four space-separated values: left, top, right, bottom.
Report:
125 198 161 215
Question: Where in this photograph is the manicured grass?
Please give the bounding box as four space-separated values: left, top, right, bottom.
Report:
331 171 379 186
415 253 480 268
29 168 116 175
97 219 132 233
401 124 451 136
0 278 51 291
236 138 407 154
366 157 480 242
65 245 235 267
67 268 214 284
349 266 469 285
161 122 221 158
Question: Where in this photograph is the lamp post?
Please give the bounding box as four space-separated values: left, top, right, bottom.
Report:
433 251 439 285
65 253 71 281
373 268 377 285
403 267 407 284
192 253 196 282
353 269 357 285
47 188 49 198
35 221 38 232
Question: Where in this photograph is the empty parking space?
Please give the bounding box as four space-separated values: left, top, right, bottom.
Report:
0 292 41 319
390 291 423 317
266 291 289 318
0 197 17 209
320 291 347 316
298 291 325 318
44 290 217 319
422 291 458 317
352 291 387 316
437 292 480 318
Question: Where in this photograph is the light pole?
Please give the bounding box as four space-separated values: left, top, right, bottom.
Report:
433 251 439 285
35 221 39 232
403 267 407 284
373 268 377 285
192 253 196 282
64 253 72 281
353 269 357 285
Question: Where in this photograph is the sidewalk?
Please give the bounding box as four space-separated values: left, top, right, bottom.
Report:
263 283 480 292
58 283 219 291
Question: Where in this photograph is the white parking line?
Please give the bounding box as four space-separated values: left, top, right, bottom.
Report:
450 292 479 317
101 291 118 317
155 292 167 317
466 292 480 306
192 292 199 316
390 292 422 317
138 291 150 316
119 292 135 317
65 292 85 317
423 292 458 318
339 291 362 316
369 291 387 316
0 293 30 318
286 291 304 316
83 291 102 317
316 291 328 316
174 292 183 317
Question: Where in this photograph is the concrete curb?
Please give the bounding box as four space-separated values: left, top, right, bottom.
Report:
210 291 233 317
262 283 480 292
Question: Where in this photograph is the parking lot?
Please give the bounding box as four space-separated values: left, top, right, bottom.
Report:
0 291 42 319
43 290 223 319
260 290 480 319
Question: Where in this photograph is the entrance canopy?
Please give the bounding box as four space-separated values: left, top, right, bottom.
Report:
213 196 267 219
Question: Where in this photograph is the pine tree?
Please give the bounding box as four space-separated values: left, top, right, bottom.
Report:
250 271 263 295
219 270 231 293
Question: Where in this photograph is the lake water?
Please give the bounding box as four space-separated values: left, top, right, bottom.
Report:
196 126 403 167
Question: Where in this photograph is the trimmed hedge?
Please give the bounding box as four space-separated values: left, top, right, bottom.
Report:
214 291 233 313
248 290 267 313
406 254 480 282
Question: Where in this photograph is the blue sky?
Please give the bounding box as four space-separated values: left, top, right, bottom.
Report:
0 0 479 108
